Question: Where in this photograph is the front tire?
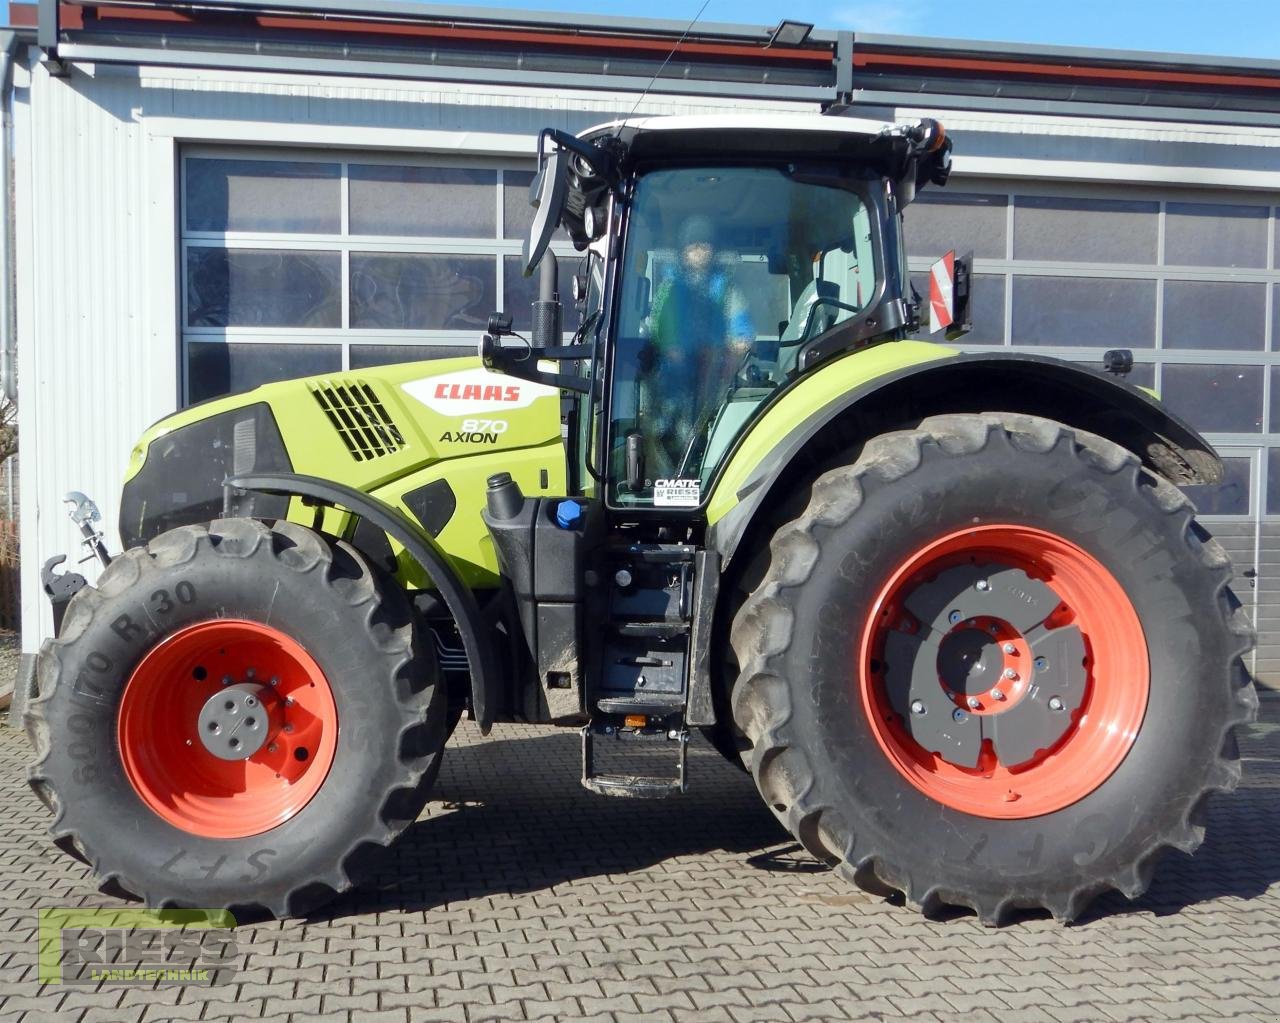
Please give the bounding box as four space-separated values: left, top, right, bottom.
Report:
730 413 1257 923
26 518 446 917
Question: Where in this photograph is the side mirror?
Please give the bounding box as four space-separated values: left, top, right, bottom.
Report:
522 148 569 277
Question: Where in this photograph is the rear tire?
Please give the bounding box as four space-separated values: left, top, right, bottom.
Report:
26 518 445 917
730 413 1257 924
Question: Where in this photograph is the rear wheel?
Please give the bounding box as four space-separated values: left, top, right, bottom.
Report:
27 518 445 917
730 413 1256 923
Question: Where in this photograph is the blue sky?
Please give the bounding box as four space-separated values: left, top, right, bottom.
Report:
480 0 1280 59
5 0 1279 60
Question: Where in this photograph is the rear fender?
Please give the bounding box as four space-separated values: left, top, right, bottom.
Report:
706 348 1221 569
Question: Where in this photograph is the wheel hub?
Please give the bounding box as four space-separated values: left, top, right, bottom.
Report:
197 682 280 761
937 628 1002 694
881 561 1088 769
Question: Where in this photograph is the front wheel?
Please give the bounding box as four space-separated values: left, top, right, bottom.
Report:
730 413 1256 924
26 518 446 917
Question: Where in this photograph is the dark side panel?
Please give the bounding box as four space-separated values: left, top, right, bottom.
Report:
119 403 293 549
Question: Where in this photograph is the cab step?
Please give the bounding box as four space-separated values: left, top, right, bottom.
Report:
594 692 684 716
580 721 689 798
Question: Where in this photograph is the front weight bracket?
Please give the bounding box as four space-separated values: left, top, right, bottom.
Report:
41 555 87 637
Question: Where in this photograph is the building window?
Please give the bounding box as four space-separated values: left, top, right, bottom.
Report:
179 149 572 404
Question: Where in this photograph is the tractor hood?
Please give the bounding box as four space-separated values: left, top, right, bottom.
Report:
119 357 562 550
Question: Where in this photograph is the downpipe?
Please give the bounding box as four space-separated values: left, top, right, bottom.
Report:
0 32 19 403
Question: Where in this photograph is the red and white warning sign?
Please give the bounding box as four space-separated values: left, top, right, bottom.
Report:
929 250 956 334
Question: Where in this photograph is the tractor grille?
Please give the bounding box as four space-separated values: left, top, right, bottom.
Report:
310 380 405 462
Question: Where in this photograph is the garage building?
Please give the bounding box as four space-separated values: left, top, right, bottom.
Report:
5 0 1280 687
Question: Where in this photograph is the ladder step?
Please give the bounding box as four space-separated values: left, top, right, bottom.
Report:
583 774 684 798
611 621 689 638
580 724 689 798
595 692 684 715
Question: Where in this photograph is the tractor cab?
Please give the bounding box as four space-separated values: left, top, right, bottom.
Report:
483 114 956 513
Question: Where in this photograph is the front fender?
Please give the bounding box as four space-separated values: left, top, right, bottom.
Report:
226 472 502 734
706 345 1220 567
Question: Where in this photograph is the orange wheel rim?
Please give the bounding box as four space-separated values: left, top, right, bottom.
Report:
858 525 1149 819
117 620 339 838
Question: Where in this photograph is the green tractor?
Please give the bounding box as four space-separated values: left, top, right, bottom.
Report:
29 114 1256 924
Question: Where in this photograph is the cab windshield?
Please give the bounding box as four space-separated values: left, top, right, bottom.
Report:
608 164 880 508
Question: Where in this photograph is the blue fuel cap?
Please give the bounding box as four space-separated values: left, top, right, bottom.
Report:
555 499 584 530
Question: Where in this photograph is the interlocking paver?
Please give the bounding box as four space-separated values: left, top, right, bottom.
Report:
1 700 1279 1021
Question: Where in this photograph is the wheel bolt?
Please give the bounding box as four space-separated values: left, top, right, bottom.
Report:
948 610 962 625
269 676 279 687
991 689 1005 701
1003 668 1018 681
975 580 990 592
1002 643 1016 654
966 696 980 710
1048 696 1064 711
910 700 926 715
1035 657 1048 670
221 675 232 687
246 668 255 679
268 743 277 753
953 708 967 722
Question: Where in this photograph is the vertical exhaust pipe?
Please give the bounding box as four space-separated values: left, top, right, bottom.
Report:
531 250 561 350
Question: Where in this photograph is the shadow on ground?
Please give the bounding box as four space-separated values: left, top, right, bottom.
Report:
308 699 1280 926
310 730 797 922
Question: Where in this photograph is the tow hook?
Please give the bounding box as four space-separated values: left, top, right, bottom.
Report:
42 492 113 636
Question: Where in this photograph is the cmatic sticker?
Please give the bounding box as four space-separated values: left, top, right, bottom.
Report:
402 368 557 416
653 478 701 508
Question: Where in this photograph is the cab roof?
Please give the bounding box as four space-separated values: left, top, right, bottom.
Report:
579 113 915 166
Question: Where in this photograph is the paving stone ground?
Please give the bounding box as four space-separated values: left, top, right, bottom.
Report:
1 696 1278 1022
